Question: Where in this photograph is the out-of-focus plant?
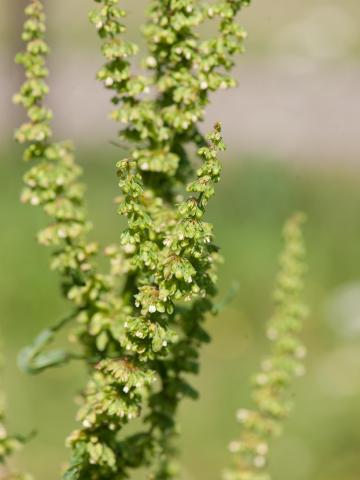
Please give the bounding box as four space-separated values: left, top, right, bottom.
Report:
9 0 307 479
0 345 30 480
224 214 308 480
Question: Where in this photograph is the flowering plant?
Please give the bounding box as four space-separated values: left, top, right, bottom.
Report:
2 1 307 479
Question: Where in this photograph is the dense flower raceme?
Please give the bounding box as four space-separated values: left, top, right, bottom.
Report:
90 0 250 478
224 214 308 480
14 0 251 479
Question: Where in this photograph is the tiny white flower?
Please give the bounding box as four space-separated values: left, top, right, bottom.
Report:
146 56 157 68
58 229 67 239
228 441 241 453
256 373 268 385
82 419 92 428
254 455 266 468
0 425 7 439
37 131 46 141
200 81 208 90
104 245 115 256
236 409 250 422
123 385 130 393
141 162 150 171
149 305 157 313
124 243 136 254
256 442 269 456
31 196 40 206
105 77 114 86
162 340 168 347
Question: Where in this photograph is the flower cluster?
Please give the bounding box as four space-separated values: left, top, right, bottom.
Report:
13 1 104 298
224 214 308 480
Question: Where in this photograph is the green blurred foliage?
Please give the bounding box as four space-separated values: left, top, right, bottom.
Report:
1 145 360 479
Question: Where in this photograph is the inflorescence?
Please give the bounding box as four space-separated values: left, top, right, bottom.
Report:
224 214 308 480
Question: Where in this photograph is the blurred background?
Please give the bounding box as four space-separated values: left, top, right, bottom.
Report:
1 1 360 479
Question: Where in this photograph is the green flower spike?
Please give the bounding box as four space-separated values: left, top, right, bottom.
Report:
224 213 308 480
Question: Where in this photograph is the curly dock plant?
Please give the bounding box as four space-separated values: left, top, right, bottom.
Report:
225 214 308 480
14 0 252 479
12 1 309 479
